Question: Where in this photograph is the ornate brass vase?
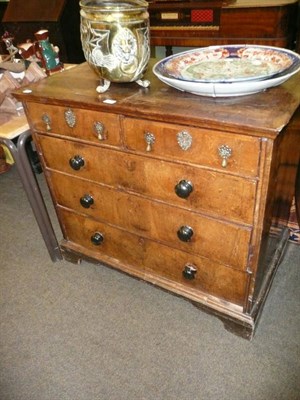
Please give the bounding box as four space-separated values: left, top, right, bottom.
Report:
80 0 150 92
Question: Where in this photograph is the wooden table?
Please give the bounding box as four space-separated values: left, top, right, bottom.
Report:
0 113 62 261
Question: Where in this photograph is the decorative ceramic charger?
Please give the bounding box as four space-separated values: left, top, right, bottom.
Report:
153 45 300 97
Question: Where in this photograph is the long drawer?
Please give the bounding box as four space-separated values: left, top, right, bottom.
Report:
58 208 248 306
36 135 257 224
50 171 251 271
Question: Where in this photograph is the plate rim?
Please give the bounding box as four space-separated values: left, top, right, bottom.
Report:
154 44 300 84
152 47 300 97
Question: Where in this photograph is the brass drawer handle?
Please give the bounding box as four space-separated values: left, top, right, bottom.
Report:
42 113 52 131
64 108 76 128
218 144 232 168
182 264 197 280
94 121 107 141
144 131 155 152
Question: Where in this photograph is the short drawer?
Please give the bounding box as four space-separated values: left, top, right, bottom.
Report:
143 238 248 307
123 117 261 177
26 102 121 146
50 172 251 271
37 135 257 224
58 207 145 273
58 208 248 306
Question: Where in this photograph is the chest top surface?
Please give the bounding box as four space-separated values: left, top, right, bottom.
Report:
14 61 300 138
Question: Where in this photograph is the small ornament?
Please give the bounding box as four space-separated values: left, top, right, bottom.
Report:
18 40 39 63
1 31 18 61
34 29 64 75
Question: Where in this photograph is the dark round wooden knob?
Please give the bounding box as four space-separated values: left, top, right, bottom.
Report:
69 155 85 170
80 194 94 208
91 232 104 245
177 225 193 242
182 264 197 280
175 180 193 199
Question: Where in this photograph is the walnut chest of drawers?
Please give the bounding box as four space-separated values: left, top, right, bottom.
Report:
15 62 300 340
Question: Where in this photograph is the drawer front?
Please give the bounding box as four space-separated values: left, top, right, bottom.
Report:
59 208 248 306
143 240 248 307
123 118 261 177
50 172 251 270
37 135 256 224
58 208 145 272
26 102 121 146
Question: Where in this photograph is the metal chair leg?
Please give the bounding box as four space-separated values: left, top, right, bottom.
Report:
0 132 62 262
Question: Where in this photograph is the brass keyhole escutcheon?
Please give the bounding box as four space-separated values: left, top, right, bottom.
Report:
64 108 76 128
